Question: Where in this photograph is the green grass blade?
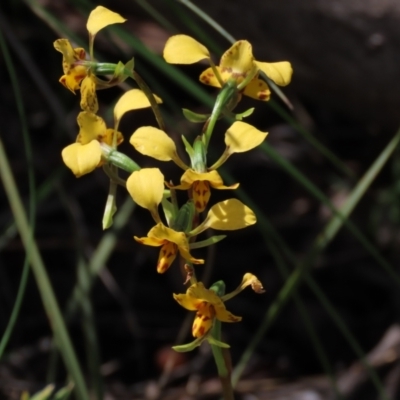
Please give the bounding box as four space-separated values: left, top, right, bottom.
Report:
0 139 89 400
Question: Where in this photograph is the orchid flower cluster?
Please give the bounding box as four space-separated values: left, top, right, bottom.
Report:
54 6 292 352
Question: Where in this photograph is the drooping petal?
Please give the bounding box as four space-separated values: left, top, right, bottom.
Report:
163 34 210 64
114 89 162 125
255 61 293 86
130 127 187 169
219 40 256 80
242 78 271 101
194 199 256 234
126 168 164 219
61 141 102 177
222 273 265 302
199 67 223 88
213 305 242 323
224 121 268 154
80 75 98 113
156 242 178 273
86 6 126 37
76 112 106 144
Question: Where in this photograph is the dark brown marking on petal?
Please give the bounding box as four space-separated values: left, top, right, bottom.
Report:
198 326 205 336
258 93 268 100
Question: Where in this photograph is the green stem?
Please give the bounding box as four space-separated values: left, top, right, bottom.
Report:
209 281 235 400
101 144 140 173
131 70 166 131
203 80 237 148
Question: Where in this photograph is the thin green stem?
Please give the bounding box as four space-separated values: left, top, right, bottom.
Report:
209 281 234 400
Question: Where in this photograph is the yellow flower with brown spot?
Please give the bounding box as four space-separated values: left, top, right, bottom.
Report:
130 121 268 212
163 34 292 102
173 273 264 339
54 6 127 111
127 169 257 273
61 112 123 177
135 222 204 274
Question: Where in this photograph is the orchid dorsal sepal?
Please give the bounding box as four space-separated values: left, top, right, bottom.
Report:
87 6 126 57
126 168 165 223
182 108 210 123
189 235 227 250
188 199 257 237
130 126 189 170
114 89 162 129
100 143 140 173
235 107 255 120
209 121 268 170
102 180 118 230
191 137 207 173
171 200 195 233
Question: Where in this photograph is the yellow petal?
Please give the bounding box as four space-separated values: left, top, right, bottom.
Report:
102 128 124 147
61 141 102 177
242 78 271 101
134 235 164 246
220 40 255 79
213 306 242 323
173 293 201 311
201 199 256 231
192 180 211 213
222 273 265 302
130 127 186 168
163 34 210 64
126 168 164 215
224 121 268 154
54 39 86 73
255 61 293 86
188 282 220 303
199 67 223 88
76 112 106 144
86 6 126 37
114 89 162 124
80 75 98 113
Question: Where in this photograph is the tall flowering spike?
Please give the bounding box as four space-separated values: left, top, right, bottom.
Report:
126 168 164 223
114 89 162 127
225 121 268 154
173 282 242 338
86 6 126 37
134 223 204 273
130 127 188 170
191 199 256 236
163 34 210 64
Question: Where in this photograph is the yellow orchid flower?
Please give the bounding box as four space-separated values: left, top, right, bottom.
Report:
163 34 292 102
173 273 264 338
135 223 204 273
54 6 127 111
61 112 123 178
130 121 267 212
127 169 256 272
